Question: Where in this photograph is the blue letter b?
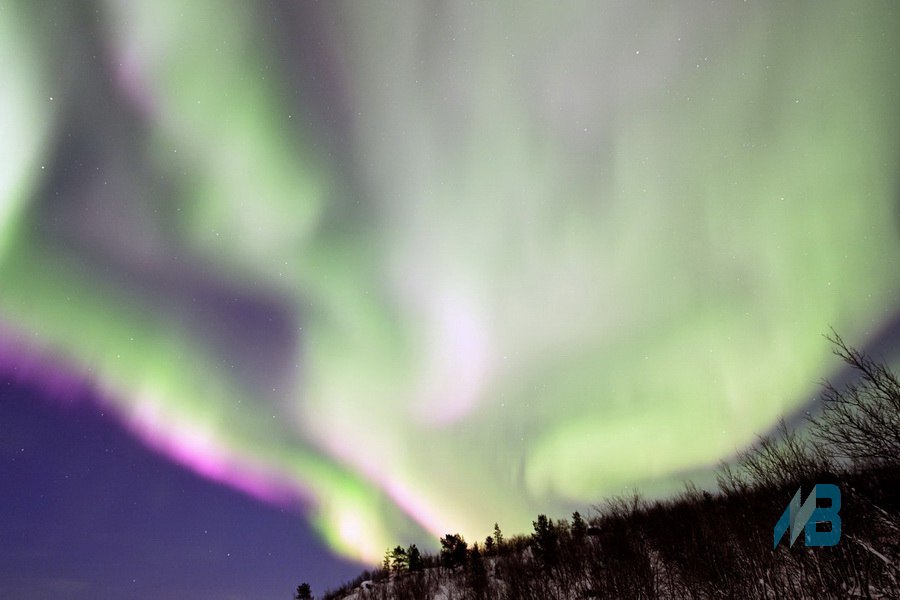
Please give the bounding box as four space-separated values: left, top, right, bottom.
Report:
805 483 841 547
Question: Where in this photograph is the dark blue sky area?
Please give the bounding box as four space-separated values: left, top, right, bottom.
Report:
0 378 362 600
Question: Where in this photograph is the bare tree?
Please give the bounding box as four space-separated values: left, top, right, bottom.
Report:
734 419 831 489
809 331 900 466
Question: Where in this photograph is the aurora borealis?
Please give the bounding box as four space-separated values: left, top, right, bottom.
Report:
2 0 899 588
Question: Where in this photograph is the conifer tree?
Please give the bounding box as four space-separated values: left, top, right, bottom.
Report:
493 523 504 553
389 545 408 575
407 543 423 572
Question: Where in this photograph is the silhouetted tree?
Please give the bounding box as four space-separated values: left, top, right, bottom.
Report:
407 543 423 572
810 331 900 466
389 545 408 575
532 514 559 571
483 535 495 556
294 582 312 600
735 419 830 489
468 542 489 599
440 533 468 570
492 523 504 554
715 459 749 497
571 511 586 541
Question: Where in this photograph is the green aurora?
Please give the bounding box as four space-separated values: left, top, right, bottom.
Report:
1 1 898 562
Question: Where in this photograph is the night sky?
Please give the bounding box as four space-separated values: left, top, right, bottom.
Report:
2 1 899 598
0 379 362 599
